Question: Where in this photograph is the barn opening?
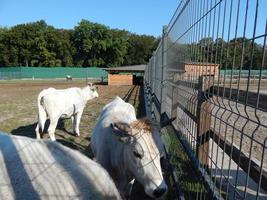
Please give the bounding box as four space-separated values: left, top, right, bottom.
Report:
103 65 146 86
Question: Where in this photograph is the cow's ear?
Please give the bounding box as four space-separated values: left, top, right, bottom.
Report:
91 86 97 91
110 122 132 143
160 117 176 128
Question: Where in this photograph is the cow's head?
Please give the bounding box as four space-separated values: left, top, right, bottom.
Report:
87 82 99 99
110 118 174 198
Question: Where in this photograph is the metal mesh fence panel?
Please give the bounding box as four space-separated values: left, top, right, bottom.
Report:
145 0 267 199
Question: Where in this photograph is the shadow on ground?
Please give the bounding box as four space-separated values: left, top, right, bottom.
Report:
10 119 74 138
11 122 37 138
56 138 94 159
94 81 108 85
10 118 96 157
137 86 146 118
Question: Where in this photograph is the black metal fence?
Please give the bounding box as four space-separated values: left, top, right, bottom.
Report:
144 0 267 199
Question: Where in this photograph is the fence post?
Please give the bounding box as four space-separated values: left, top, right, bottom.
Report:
171 86 178 119
160 25 168 116
151 52 156 119
196 75 213 168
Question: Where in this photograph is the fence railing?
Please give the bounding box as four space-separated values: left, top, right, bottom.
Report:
145 0 267 199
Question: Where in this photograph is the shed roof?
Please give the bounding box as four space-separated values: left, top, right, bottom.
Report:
103 65 146 73
182 62 219 66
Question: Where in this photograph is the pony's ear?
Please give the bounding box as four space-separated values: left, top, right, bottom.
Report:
87 82 93 87
110 122 132 143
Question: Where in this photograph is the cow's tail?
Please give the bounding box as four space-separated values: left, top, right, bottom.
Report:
35 96 47 139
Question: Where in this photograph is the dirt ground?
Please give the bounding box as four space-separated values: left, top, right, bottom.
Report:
0 80 143 153
0 79 153 199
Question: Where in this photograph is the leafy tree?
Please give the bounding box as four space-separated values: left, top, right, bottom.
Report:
0 20 159 68
123 34 159 65
73 20 128 67
43 27 74 66
186 37 266 70
0 27 10 66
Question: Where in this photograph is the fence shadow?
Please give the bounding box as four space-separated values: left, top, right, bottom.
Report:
210 168 267 200
137 86 146 118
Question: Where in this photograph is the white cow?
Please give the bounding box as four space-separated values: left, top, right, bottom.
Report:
35 83 99 141
91 97 174 199
0 133 121 200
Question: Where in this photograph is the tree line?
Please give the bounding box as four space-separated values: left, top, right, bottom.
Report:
1 20 265 69
168 37 266 70
0 20 159 67
196 37 266 70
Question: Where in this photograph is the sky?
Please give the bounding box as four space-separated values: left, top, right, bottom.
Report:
166 0 267 45
0 0 179 37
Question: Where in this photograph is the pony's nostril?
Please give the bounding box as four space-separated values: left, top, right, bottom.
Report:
153 188 166 198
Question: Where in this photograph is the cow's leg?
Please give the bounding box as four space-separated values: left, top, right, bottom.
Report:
35 123 41 139
71 114 77 135
48 117 59 141
35 112 46 139
74 111 83 136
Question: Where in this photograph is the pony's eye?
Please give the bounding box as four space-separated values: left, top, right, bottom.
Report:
133 151 143 159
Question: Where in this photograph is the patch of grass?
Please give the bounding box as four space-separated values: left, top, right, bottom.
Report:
163 126 210 199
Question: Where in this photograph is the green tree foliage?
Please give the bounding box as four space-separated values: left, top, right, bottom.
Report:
1 20 264 69
170 37 266 70
73 20 128 67
43 27 74 66
124 34 160 65
0 20 63 67
0 27 10 66
0 20 158 67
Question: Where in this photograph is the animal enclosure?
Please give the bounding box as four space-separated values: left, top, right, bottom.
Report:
0 80 144 156
0 79 180 199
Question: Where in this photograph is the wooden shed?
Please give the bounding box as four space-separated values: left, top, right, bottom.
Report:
104 65 146 86
169 62 220 82
183 62 219 77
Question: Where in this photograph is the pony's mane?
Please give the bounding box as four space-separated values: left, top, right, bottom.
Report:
131 118 158 133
